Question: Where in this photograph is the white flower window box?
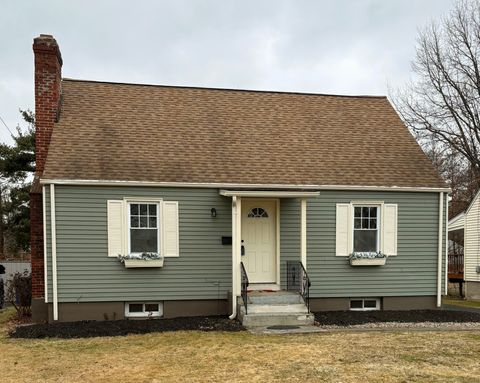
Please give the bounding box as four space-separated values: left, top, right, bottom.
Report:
349 252 387 266
118 253 164 268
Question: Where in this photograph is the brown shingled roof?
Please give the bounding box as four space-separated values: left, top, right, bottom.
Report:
42 79 446 189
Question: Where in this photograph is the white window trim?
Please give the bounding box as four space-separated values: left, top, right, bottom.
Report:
125 198 163 256
351 203 382 254
349 298 380 311
125 302 163 318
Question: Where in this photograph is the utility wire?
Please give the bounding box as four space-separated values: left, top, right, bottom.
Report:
0 114 14 136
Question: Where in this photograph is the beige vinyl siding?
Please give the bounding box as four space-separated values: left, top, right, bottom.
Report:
465 194 480 282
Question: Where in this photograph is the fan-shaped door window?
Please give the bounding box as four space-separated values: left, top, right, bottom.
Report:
247 207 269 218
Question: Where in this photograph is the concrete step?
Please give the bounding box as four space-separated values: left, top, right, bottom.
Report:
242 303 309 314
240 312 315 327
247 291 303 305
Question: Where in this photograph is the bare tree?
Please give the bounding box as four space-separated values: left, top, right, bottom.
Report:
394 0 480 193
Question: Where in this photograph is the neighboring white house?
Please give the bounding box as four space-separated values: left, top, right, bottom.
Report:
448 190 480 300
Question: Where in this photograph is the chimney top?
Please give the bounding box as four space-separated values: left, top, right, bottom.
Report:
33 34 62 66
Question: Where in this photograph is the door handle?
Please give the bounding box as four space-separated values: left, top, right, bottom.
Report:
241 240 245 256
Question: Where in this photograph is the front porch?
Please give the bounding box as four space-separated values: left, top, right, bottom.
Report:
220 189 319 326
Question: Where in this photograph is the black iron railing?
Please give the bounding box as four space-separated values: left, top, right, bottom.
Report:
286 261 311 311
240 262 249 314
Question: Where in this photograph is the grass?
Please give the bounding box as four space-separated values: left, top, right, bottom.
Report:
1 309 480 383
443 297 480 309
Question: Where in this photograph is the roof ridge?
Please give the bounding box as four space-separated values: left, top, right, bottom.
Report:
61 77 387 99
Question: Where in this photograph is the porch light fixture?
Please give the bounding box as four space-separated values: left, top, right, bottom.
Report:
211 208 217 218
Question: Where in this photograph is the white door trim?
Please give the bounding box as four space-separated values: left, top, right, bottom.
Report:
241 198 280 284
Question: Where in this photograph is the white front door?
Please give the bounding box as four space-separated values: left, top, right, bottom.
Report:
241 199 277 283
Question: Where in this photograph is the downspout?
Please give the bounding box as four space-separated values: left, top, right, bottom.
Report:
50 184 58 320
229 196 237 320
437 192 444 308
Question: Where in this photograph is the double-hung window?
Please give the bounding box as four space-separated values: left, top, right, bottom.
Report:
353 206 379 253
128 202 160 254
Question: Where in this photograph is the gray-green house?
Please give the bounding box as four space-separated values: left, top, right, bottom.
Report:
31 35 449 324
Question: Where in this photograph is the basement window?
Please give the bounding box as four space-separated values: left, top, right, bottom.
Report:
125 302 163 318
349 298 380 311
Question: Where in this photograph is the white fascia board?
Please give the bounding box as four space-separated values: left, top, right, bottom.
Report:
40 178 450 193
220 190 320 198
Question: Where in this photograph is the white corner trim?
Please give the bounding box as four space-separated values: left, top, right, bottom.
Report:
42 186 48 303
39 178 450 193
437 192 444 308
220 190 320 198
276 199 281 284
445 194 449 296
301 199 307 267
50 184 58 321
229 196 239 320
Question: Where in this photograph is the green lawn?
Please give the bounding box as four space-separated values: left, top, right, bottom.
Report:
443 297 480 309
1 309 480 382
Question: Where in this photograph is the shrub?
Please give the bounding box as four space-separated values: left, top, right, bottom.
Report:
5 270 31 317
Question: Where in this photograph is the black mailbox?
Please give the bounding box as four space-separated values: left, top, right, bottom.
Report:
221 236 232 245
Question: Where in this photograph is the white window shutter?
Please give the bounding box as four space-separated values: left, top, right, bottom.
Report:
336 203 351 256
382 204 398 256
107 200 125 257
163 201 179 257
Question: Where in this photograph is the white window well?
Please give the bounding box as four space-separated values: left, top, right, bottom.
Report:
128 202 161 254
349 298 380 311
125 302 163 318
353 206 380 253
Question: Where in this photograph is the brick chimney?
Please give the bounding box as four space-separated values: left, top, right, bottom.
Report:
33 34 63 175
30 35 62 313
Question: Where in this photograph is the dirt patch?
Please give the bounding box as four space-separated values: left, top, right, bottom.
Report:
314 309 480 326
10 315 245 339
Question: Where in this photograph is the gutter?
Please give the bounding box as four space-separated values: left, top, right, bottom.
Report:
40 178 451 193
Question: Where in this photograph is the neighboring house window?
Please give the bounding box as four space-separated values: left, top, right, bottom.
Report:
129 203 160 254
353 206 379 253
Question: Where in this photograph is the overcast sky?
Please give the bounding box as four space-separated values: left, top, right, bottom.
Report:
0 0 455 144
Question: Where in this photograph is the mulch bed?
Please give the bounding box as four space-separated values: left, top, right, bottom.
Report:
10 316 245 339
314 310 480 326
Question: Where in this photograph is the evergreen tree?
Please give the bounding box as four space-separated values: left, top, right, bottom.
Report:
0 110 35 256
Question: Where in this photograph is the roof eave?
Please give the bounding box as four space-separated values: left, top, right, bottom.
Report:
39 178 451 193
